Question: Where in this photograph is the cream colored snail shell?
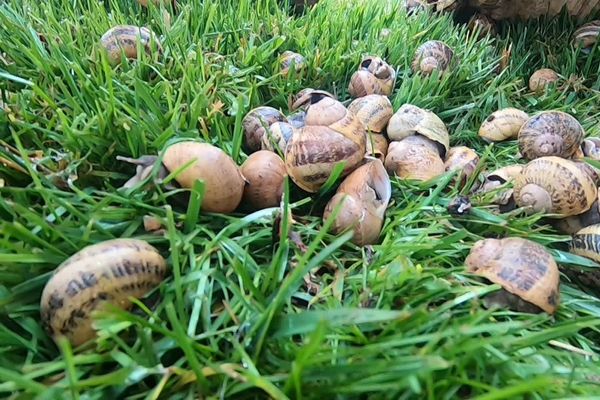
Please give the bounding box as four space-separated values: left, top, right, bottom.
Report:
348 56 396 98
323 159 391 246
242 106 288 152
517 110 584 160
570 223 600 263
411 40 454 76
444 146 480 183
289 88 336 112
261 121 295 152
365 133 389 161
477 164 523 206
465 237 560 314
347 94 393 133
529 68 559 92
100 25 162 66
279 51 306 76
513 156 597 217
40 238 167 346
240 151 286 210
572 21 599 54
384 135 445 182
479 108 529 142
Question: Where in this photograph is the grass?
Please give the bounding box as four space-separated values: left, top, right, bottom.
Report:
1 0 600 398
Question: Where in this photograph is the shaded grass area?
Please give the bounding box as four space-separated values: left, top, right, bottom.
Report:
1 0 600 398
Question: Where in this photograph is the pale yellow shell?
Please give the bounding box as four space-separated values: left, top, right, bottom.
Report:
518 110 584 160
384 136 445 181
478 164 524 205
572 21 599 53
100 25 162 66
479 108 529 142
290 88 336 112
570 223 600 263
411 40 454 75
347 94 393 133
529 68 559 92
444 146 480 181
348 56 396 97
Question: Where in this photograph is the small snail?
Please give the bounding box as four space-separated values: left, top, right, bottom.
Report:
289 88 336 112
477 164 523 207
386 104 449 158
570 224 600 263
242 106 288 152
366 133 389 161
348 56 396 98
411 40 454 76
261 121 295 152
478 108 529 142
518 111 584 160
118 141 246 214
285 95 367 193
444 146 480 184
323 159 391 246
100 25 162 66
384 135 445 182
572 20 599 54
513 156 597 217
379 28 392 40
279 51 306 76
553 193 600 234
40 238 168 346
582 138 600 160
465 237 560 314
240 151 286 210
467 13 496 38
347 94 393 133
528 68 559 92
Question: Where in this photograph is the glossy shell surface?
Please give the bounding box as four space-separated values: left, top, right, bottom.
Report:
241 151 286 209
384 136 445 181
518 111 584 160
242 107 288 152
572 20 599 53
348 56 396 97
479 108 529 142
570 224 600 263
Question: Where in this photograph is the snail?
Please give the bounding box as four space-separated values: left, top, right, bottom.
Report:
40 238 168 346
261 121 295 152
323 159 391 246
476 164 523 207
386 104 449 158
100 25 162 66
279 51 306 76
240 151 287 210
570 224 600 263
517 110 584 160
118 141 246 214
444 146 480 184
572 20 599 54
513 156 597 217
582 138 600 160
478 108 529 142
553 193 600 234
289 88 336 112
528 68 559 92
347 94 393 133
242 106 288 152
467 13 496 38
411 40 454 76
348 56 396 98
465 237 560 314
384 135 446 182
284 95 367 193
286 111 307 129
365 133 389 161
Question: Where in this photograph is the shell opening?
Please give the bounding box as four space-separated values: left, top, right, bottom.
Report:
518 183 552 214
360 58 372 69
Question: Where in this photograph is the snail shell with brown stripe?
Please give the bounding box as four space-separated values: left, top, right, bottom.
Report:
40 238 168 346
242 107 288 152
570 224 600 263
518 111 584 160
572 20 599 54
100 25 162 66
411 40 454 76
476 164 523 207
365 133 389 161
289 88 336 112
347 94 393 133
348 56 396 98
279 51 306 76
444 146 480 184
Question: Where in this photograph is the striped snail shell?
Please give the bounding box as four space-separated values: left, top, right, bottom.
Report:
517 111 584 160
572 20 599 54
478 108 529 142
347 94 393 133
384 135 445 182
348 56 396 98
289 88 336 112
100 25 162 66
570 224 600 263
411 40 454 76
554 193 600 235
261 121 295 152
477 164 523 206
468 13 496 38
279 50 306 76
529 68 560 92
242 106 288 152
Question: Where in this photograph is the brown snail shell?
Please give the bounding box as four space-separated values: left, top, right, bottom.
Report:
261 121 295 152
513 156 597 217
570 223 600 263
323 159 391 246
289 88 336 112
366 133 389 161
386 104 449 158
411 40 454 76
384 136 445 182
348 56 396 98
478 164 523 206
444 146 480 183
572 20 599 54
468 13 496 38
528 68 559 92
553 194 600 234
285 97 367 193
240 151 286 209
347 94 393 133
100 25 162 66
40 238 167 346
518 111 584 160
279 51 306 76
478 108 529 142
242 106 288 152
465 237 560 314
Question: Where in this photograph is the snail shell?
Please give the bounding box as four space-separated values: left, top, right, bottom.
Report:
366 133 389 161
279 51 306 76
100 25 162 66
513 156 597 217
572 20 599 54
261 121 295 152
386 104 449 158
465 237 560 314
411 40 454 76
518 111 584 160
348 56 396 98
240 151 286 209
290 88 336 112
285 97 367 193
347 94 393 133
40 238 167 346
529 68 559 92
553 194 600 234
582 138 600 160
287 110 307 129
384 136 445 182
444 146 480 183
478 108 529 142
405 0 457 14
323 159 391 246
468 13 496 38
570 224 600 263
478 164 523 206
242 106 288 152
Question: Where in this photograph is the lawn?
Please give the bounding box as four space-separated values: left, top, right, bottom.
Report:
1 0 600 399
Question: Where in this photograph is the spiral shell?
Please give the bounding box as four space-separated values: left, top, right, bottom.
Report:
261 121 295 152
465 237 560 314
478 108 529 142
513 156 597 217
384 136 445 181
279 50 306 76
242 107 288 152
366 134 389 161
570 224 600 263
290 88 336 112
411 40 454 76
478 164 524 206
240 151 286 209
100 25 162 66
518 111 584 160
348 56 396 98
444 146 480 182
529 68 559 92
572 21 599 54
347 94 393 133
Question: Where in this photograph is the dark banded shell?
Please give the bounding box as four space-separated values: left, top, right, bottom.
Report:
411 40 454 76
554 196 600 234
100 25 162 66
572 20 599 53
570 224 600 263
261 121 295 152
242 107 288 152
518 111 584 160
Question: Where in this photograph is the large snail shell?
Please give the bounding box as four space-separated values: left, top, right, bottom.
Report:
347 94 393 133
518 111 584 160
162 141 246 213
529 68 559 92
290 88 336 112
242 107 288 152
444 146 480 182
240 151 286 209
570 223 600 263
261 121 295 152
386 104 449 158
100 25 162 66
479 108 529 142
513 156 597 217
411 40 454 76
323 159 391 246
384 136 445 182
572 21 599 54
465 237 560 314
348 56 396 98
366 133 389 161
